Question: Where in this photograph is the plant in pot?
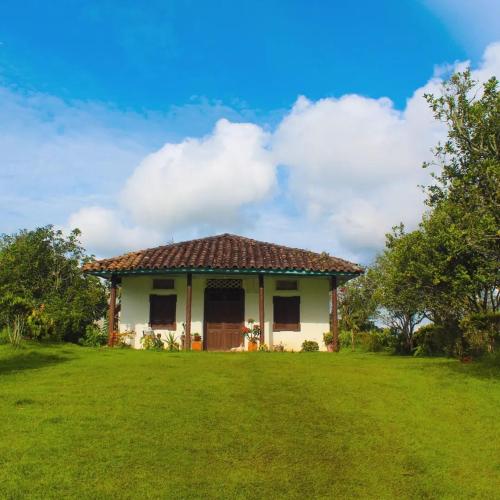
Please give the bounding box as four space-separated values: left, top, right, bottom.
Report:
323 331 334 352
191 332 202 351
242 319 260 351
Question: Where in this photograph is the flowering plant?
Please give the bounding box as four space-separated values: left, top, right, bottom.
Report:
242 318 261 343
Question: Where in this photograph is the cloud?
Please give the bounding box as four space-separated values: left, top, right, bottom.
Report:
68 206 163 256
121 119 276 231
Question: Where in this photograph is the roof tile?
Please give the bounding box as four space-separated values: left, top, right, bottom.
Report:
83 233 363 275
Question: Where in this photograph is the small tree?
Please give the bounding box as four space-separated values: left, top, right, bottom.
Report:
339 273 378 349
372 226 426 353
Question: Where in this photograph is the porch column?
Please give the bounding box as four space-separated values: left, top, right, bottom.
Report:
185 272 192 350
108 275 118 347
258 274 265 344
330 276 339 352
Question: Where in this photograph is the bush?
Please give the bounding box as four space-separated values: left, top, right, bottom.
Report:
412 324 457 356
323 332 334 346
357 330 395 352
301 340 319 352
461 312 499 357
26 305 55 340
79 324 108 347
339 329 396 352
141 333 165 350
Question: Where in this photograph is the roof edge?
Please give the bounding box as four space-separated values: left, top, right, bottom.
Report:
84 266 363 278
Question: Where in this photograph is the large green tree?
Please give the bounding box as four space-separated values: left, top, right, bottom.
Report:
421 70 499 320
0 226 107 342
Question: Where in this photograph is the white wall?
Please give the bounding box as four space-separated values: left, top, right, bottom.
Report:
119 274 331 350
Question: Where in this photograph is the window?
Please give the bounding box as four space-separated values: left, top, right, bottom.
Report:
273 296 300 331
149 295 177 329
276 279 298 291
153 279 175 289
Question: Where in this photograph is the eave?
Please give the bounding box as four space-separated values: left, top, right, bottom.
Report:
84 266 363 279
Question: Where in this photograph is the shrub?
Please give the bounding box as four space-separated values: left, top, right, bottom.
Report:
301 340 319 352
258 343 269 351
412 324 457 356
79 324 108 347
461 312 499 357
164 332 180 352
26 305 55 340
357 329 397 352
272 342 285 352
141 333 164 350
323 332 334 346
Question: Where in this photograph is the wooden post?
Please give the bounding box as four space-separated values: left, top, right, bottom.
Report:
258 274 265 344
330 276 339 352
108 275 118 347
185 273 192 350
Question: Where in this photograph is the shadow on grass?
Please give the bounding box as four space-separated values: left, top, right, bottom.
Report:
0 349 75 376
411 354 500 381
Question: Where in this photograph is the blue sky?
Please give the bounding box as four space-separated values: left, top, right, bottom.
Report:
0 0 498 262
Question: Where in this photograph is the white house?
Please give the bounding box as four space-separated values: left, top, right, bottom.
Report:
83 234 363 351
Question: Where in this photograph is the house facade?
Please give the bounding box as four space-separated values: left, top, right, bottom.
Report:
83 234 363 351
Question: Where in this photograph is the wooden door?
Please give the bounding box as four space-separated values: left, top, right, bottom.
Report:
204 288 244 350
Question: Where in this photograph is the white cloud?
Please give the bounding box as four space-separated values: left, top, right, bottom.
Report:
68 206 163 256
121 119 276 230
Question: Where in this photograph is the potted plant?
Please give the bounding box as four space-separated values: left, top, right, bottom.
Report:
242 319 260 351
191 332 202 351
323 332 334 352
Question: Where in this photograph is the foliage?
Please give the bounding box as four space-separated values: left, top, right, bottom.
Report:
26 305 55 340
272 342 285 352
301 340 319 352
242 318 261 343
421 71 499 321
258 343 269 352
79 324 108 347
141 332 164 350
461 312 499 357
192 332 201 341
323 332 333 346
164 332 180 352
0 226 107 342
340 329 396 353
412 324 457 357
371 227 426 353
339 274 377 333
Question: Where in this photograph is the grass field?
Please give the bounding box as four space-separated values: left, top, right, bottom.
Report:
0 343 499 499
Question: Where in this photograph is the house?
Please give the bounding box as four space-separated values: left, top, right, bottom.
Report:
83 234 363 351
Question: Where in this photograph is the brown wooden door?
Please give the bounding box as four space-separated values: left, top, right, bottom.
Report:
204 288 244 350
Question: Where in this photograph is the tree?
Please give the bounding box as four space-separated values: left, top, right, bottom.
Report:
339 273 378 349
0 226 107 342
422 70 499 318
372 226 426 353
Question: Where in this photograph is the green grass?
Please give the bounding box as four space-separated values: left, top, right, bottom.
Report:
1 344 499 499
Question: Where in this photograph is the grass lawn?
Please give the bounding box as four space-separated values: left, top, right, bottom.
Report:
0 344 499 499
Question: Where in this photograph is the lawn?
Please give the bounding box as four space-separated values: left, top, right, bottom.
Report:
0 344 499 499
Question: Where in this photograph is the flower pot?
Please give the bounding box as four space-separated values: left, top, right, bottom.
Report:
192 340 202 351
327 344 334 352
248 341 258 352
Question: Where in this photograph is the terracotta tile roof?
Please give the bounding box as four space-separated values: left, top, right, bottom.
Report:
83 234 363 275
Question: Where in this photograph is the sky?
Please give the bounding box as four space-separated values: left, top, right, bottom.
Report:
0 0 499 264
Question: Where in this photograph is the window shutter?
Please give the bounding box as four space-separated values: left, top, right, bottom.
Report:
149 295 177 329
273 296 300 331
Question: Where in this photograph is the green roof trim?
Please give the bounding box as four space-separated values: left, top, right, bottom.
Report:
85 266 362 279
